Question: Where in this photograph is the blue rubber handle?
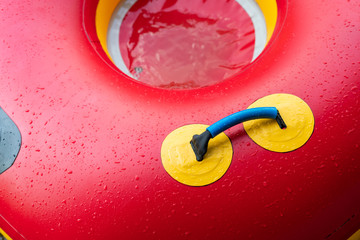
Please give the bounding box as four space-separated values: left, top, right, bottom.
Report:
206 107 279 137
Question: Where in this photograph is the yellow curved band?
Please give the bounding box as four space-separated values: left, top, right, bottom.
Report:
161 124 233 186
95 0 121 60
255 0 278 43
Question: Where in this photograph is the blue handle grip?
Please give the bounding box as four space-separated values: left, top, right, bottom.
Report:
206 107 279 137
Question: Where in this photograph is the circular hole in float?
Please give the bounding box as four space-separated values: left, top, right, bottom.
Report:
84 0 281 89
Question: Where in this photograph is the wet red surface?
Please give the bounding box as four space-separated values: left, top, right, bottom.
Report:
0 0 360 239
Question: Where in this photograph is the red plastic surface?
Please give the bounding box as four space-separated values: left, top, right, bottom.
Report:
0 0 360 239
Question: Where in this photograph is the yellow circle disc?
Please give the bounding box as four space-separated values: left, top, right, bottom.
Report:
243 93 315 152
161 124 233 186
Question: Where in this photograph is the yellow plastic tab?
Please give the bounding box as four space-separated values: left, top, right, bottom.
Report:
0 227 13 240
244 93 315 152
348 229 360 240
161 124 233 186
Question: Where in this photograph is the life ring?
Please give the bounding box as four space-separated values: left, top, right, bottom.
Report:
0 0 359 239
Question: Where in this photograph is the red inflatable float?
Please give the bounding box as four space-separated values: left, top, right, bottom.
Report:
1 0 360 239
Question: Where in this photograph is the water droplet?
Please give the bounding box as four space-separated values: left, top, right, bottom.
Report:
347 128 355 134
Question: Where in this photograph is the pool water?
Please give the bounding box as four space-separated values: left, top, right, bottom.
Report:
114 0 256 88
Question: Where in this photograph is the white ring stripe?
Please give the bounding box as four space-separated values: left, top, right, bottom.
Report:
235 0 267 61
107 0 136 78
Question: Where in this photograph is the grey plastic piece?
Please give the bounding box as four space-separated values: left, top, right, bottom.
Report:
0 107 21 174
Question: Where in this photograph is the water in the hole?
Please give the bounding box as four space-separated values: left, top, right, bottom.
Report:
119 0 255 88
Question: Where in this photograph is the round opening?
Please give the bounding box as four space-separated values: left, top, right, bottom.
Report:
86 0 279 89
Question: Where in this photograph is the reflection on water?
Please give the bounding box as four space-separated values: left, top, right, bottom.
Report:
119 0 255 88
